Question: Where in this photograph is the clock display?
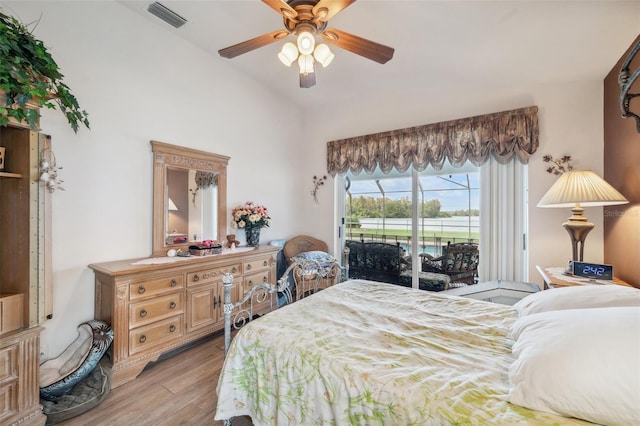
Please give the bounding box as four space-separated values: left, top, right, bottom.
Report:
572 261 614 280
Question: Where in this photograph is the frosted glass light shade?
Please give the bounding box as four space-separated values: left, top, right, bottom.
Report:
278 42 299 67
298 54 315 74
537 170 628 208
313 44 334 67
296 31 315 55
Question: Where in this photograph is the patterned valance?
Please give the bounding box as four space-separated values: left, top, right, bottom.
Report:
195 171 217 189
327 106 539 176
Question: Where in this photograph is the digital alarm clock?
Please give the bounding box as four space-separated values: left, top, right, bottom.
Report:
572 261 614 281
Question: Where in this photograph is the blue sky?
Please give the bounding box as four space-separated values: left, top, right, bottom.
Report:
347 172 480 212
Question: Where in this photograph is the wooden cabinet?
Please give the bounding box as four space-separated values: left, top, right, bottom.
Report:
89 245 278 388
0 126 49 426
0 327 43 426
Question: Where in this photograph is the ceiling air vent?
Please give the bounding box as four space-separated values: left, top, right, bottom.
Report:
147 2 187 29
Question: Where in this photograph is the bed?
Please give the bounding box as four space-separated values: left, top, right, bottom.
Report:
215 277 640 425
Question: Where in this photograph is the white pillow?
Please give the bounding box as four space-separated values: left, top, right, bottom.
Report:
508 307 640 426
513 284 640 316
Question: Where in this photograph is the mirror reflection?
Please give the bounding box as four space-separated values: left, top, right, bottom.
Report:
151 141 229 257
166 167 219 244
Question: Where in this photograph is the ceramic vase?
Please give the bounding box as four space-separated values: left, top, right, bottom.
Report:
245 227 261 246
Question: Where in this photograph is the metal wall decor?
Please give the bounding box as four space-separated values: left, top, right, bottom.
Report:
619 39 640 133
39 148 64 192
311 175 327 204
542 154 573 175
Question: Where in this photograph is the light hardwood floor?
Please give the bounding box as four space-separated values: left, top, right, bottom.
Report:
57 332 251 426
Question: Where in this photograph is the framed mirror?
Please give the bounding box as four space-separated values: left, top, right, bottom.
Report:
151 141 229 257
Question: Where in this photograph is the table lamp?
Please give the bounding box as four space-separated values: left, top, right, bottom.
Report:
537 170 628 262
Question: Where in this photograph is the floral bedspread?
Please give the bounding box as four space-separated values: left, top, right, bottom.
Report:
214 279 591 425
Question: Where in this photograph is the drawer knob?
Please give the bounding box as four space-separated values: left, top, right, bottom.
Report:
139 335 147 343
193 274 200 282
247 264 252 270
138 285 146 294
248 280 253 286
262 276 268 282
140 309 147 318
170 279 177 287
263 260 268 267
169 301 176 309
231 267 237 273
169 324 176 333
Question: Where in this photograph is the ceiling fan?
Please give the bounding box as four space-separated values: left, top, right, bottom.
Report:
218 0 394 88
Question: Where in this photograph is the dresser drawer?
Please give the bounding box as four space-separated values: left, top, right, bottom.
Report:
0 380 18 421
243 257 270 274
0 342 19 382
242 271 272 317
129 275 183 300
0 342 19 421
129 315 183 355
243 271 270 290
187 263 241 287
129 293 184 328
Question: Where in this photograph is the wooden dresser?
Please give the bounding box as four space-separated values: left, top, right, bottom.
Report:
89 245 279 388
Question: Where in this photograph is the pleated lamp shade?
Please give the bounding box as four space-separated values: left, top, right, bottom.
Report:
537 170 628 262
537 170 628 208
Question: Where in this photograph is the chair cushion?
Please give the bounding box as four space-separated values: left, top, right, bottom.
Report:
40 320 114 400
292 250 332 262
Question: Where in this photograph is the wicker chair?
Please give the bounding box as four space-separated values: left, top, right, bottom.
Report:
421 242 479 287
345 240 450 291
283 235 329 263
282 235 340 301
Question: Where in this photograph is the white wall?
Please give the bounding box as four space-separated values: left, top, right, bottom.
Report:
3 1 308 358
302 79 607 287
2 0 627 358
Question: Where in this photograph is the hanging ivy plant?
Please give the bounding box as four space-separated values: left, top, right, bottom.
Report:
0 10 89 132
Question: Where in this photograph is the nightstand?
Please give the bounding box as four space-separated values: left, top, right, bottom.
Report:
536 266 632 289
441 280 539 305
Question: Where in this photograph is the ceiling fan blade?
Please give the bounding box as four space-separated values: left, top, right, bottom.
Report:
218 29 290 59
299 72 316 88
262 0 298 20
313 0 357 22
321 27 394 64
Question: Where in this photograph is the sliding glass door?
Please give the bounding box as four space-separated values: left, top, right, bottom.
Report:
341 161 480 289
337 158 529 287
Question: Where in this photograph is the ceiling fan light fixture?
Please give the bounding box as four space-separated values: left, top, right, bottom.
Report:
278 42 299 67
298 54 315 75
296 31 315 56
313 44 334 67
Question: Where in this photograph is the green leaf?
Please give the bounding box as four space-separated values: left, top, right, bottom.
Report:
0 9 90 133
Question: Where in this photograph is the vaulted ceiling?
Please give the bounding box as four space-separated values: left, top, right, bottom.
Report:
119 1 640 109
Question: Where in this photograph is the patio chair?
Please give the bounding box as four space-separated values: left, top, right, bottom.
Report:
420 242 479 287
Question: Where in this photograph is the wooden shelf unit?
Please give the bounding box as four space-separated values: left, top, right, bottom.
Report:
0 125 50 426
